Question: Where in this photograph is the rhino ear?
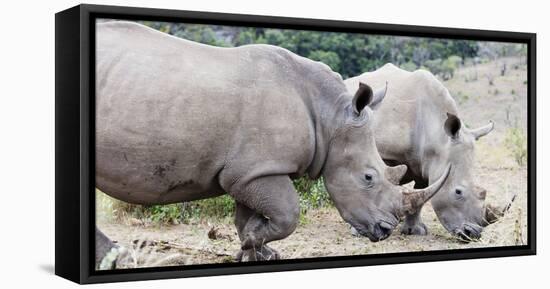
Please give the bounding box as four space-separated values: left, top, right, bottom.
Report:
351 82 374 115
369 82 388 110
444 113 461 139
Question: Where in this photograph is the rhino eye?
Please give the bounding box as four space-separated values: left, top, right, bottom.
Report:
365 174 373 182
455 189 463 196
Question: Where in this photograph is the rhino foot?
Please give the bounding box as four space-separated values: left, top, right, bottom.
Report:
236 245 280 262
400 222 428 235
350 226 361 237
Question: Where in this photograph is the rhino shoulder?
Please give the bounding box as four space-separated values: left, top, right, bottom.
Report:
98 20 142 29
255 45 345 91
411 69 458 111
98 21 207 51
97 21 154 37
248 44 302 66
411 68 438 83
379 63 401 72
259 44 341 79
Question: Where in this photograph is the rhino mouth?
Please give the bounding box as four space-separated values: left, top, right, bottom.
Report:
454 223 483 242
350 220 396 242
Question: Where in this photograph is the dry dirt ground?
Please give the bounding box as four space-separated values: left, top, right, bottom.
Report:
97 57 528 269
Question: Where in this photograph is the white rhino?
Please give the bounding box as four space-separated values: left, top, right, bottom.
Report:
345 63 504 240
94 22 450 267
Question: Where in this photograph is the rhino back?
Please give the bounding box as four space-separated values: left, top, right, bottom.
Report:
96 22 317 204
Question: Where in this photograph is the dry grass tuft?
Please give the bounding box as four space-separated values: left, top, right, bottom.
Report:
114 236 190 269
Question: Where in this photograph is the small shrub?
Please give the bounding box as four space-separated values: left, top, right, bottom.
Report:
96 190 116 222
423 55 461 80
96 190 235 225
505 127 527 166
96 190 147 222
442 55 462 79
148 204 183 224
293 177 332 215
400 61 417 72
97 177 333 225
308 50 342 72
423 59 443 76
181 195 235 222
454 91 470 105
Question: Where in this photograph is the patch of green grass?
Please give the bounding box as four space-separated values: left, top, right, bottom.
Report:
295 177 333 225
293 177 332 215
148 204 184 224
96 190 146 222
96 189 116 222
181 195 235 222
97 177 333 225
95 190 235 224
505 127 527 166
299 213 310 226
455 91 470 105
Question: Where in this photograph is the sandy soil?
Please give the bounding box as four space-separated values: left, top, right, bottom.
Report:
97 57 529 269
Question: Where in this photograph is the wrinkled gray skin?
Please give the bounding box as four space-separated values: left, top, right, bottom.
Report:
95 22 448 266
345 63 496 240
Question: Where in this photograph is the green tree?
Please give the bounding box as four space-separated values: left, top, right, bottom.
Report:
308 50 342 72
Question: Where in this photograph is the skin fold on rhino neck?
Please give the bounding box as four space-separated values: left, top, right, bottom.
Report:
299 70 353 180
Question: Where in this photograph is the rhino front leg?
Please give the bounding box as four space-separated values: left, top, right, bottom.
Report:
234 202 255 240
400 209 428 235
229 175 299 261
400 179 429 235
234 202 280 261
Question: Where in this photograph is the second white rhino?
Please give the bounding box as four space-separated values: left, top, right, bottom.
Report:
345 63 512 240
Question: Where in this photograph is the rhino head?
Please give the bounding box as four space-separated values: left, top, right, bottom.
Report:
322 83 451 242
429 113 511 241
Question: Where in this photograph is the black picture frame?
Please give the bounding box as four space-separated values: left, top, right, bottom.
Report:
55 4 536 284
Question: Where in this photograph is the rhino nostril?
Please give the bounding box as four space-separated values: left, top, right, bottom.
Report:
457 230 473 242
457 224 482 241
377 222 393 237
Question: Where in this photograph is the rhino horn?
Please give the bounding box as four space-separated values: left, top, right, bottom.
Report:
484 204 504 224
470 121 494 140
483 194 517 225
401 164 451 215
385 164 407 185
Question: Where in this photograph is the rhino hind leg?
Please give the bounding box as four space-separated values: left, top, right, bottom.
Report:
400 179 429 235
229 176 300 261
